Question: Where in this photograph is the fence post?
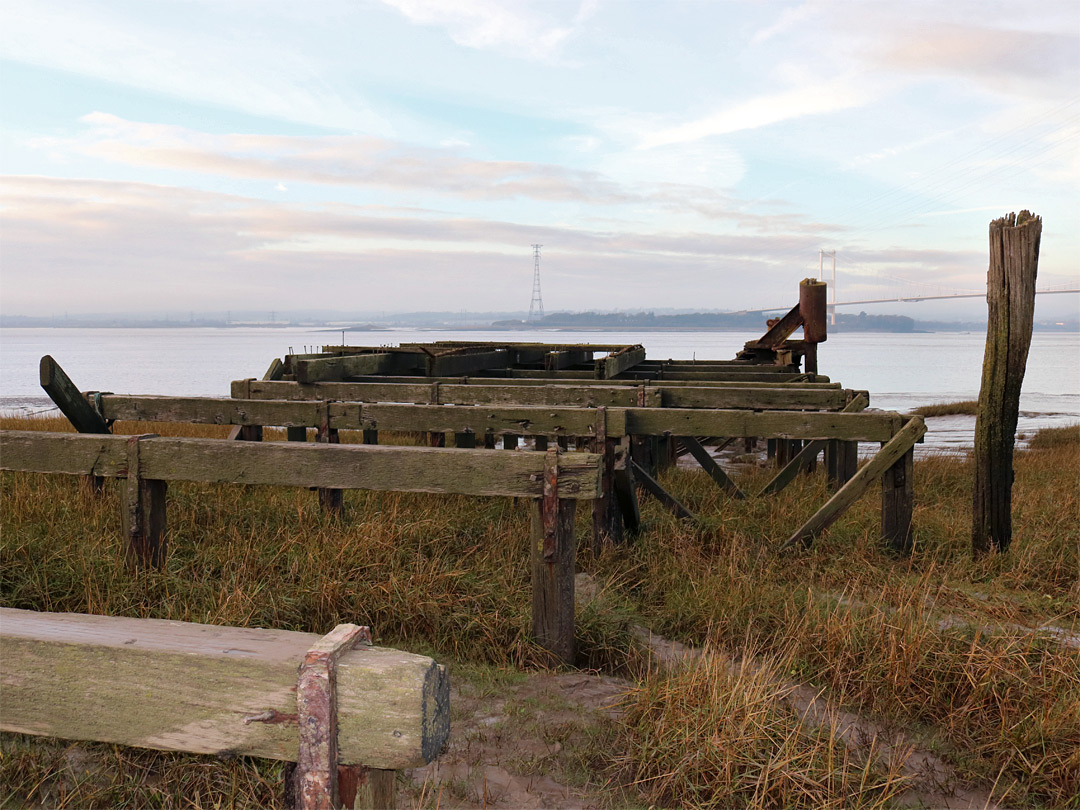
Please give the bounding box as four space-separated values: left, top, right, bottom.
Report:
973 211 1041 555
122 434 167 568
531 450 576 666
316 402 344 516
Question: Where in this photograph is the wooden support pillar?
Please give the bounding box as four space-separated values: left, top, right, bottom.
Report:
287 427 308 442
483 430 496 450
530 450 577 666
826 440 858 492
316 407 343 515
591 408 622 548
800 278 827 375
362 429 379 445
502 434 518 450
556 435 569 451
973 211 1041 555
767 438 777 462
533 435 548 451
882 444 914 554
238 425 264 442
454 429 475 449
428 431 445 448
121 434 167 569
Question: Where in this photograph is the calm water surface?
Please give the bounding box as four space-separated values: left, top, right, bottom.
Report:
2 327 1077 453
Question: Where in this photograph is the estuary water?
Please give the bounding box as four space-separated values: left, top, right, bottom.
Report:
1 327 1077 454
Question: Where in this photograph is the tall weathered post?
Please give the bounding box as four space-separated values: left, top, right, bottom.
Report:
799 278 828 375
973 211 1041 555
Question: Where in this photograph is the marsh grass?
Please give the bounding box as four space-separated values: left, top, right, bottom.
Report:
906 400 980 417
2 416 1078 808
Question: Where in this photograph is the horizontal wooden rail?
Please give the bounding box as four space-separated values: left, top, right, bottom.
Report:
1 609 448 808
0 609 448 770
232 380 848 411
93 396 898 442
319 375 842 390
0 431 603 499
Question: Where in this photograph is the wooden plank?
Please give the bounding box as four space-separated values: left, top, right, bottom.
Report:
749 303 802 349
661 387 846 410
596 346 646 379
630 461 695 520
360 403 606 437
0 431 603 500
428 349 509 377
295 354 396 384
100 395 328 428
38 355 111 434
626 408 901 442
0 608 449 770
781 416 926 550
680 436 744 499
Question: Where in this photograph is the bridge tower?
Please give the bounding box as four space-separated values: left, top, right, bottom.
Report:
819 249 836 325
528 244 544 321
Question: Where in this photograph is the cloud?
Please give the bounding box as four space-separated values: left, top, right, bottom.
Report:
377 0 597 61
0 176 854 314
637 76 869 149
37 113 836 234
870 23 1077 97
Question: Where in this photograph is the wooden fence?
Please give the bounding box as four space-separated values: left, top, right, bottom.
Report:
0 430 600 666
0 608 449 809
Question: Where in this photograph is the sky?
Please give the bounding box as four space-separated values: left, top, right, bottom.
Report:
1 0 1078 319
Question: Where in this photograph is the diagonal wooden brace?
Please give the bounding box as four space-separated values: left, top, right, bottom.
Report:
295 623 373 810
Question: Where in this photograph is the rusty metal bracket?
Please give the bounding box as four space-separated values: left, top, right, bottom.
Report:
295 623 373 810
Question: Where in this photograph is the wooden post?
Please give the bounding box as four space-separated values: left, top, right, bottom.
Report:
530 450 576 666
39 355 111 493
534 435 548 451
454 430 475 449
362 429 379 445
122 434 167 569
427 431 445 448
287 427 308 442
882 444 914 554
973 211 1041 555
502 434 518 450
826 440 858 492
316 405 344 516
799 278 827 375
591 408 621 548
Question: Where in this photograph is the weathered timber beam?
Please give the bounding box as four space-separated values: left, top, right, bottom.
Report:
625 408 902 442
0 608 448 770
294 353 397 384
98 395 335 428
759 394 869 496
360 403 625 437
654 366 800 376
545 349 592 370
39 355 111 434
661 387 847 410
679 436 744 499
264 375 841 390
780 416 927 550
427 350 509 377
235 379 664 408
0 431 602 500
626 372 816 383
748 303 803 350
596 346 646 379
630 460 695 520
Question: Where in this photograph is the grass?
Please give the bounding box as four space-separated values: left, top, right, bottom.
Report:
2 416 1078 808
907 400 980 417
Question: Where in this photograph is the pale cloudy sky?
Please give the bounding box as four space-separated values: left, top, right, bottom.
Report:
1 0 1077 317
